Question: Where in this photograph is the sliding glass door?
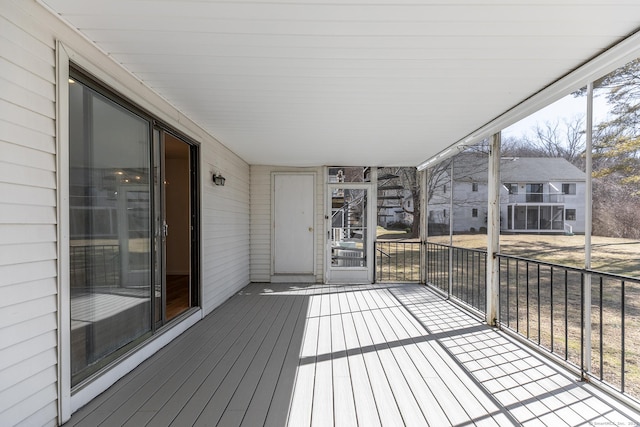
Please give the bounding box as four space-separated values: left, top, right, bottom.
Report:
69 69 199 387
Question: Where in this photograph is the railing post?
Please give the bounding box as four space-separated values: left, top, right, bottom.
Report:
584 82 594 373
486 133 501 326
420 169 428 284
448 159 454 297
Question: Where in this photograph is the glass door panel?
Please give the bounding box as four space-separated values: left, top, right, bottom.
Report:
331 187 367 267
69 69 200 389
163 134 193 321
69 79 152 385
328 185 373 283
153 128 164 326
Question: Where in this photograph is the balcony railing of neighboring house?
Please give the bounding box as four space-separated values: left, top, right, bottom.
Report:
423 243 640 403
375 241 421 282
508 193 565 203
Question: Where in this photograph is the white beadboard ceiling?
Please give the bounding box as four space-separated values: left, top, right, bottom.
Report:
42 0 640 167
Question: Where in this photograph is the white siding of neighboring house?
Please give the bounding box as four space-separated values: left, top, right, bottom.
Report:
497 181 586 233
0 1 250 424
452 181 488 234
250 166 325 283
429 174 586 235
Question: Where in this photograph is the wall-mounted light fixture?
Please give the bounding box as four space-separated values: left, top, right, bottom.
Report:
212 173 226 186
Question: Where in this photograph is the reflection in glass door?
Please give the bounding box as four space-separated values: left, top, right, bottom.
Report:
69 76 153 386
328 185 374 283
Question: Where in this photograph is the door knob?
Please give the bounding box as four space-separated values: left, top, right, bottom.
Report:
308 227 313 232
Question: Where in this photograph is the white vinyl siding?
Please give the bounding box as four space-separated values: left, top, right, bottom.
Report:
1 0 251 424
201 144 251 315
0 2 58 426
250 166 325 283
250 166 272 282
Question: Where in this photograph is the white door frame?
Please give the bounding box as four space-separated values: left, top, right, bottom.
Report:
325 181 375 283
271 172 316 277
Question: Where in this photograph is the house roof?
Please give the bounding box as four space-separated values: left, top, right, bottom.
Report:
450 156 585 182
40 0 640 167
501 157 586 182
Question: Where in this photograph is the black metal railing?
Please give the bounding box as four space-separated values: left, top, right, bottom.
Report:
423 244 640 400
375 241 421 282
498 255 584 371
498 253 639 399
585 269 638 396
424 242 449 292
452 246 487 313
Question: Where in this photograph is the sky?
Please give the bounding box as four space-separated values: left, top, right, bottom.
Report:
502 91 609 141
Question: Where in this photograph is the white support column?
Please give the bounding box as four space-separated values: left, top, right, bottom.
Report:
486 133 501 326
448 158 454 296
584 82 594 372
420 169 428 283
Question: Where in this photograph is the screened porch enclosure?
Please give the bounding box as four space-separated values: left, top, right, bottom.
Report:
65 283 639 427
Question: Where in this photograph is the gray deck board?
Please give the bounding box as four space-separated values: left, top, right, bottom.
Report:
241 286 308 427
164 289 288 426
66 283 640 427
197 292 299 426
68 288 252 426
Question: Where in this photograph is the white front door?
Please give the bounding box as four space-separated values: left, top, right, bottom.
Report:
327 183 374 283
273 173 315 274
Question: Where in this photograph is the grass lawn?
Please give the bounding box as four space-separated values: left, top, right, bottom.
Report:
427 233 640 278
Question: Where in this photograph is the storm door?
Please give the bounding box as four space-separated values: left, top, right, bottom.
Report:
327 184 374 283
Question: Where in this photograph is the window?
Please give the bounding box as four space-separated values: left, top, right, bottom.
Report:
526 183 543 202
472 182 478 192
443 184 447 193
566 209 576 221
328 166 369 182
504 183 518 194
472 208 478 217
562 183 576 195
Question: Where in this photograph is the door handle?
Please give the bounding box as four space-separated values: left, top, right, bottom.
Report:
163 222 169 237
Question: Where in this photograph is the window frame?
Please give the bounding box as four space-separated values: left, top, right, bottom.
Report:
57 43 203 420
562 183 577 195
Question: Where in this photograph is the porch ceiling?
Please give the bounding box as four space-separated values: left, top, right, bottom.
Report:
42 0 640 167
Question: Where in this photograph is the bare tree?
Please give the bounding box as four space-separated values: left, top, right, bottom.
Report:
503 116 586 168
377 167 421 238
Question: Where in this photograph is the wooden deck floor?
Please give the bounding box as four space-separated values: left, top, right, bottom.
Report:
66 283 640 426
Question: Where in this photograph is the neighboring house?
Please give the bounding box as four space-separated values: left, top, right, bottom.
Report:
499 157 586 234
428 157 586 234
